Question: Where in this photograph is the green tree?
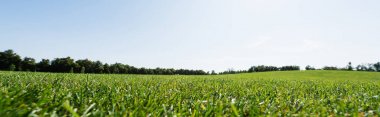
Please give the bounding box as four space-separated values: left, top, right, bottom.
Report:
248 67 254 72
374 62 380 72
21 57 36 71
103 64 110 74
322 66 338 70
50 57 77 73
94 61 104 73
110 63 127 74
0 49 22 70
36 59 50 72
211 70 217 75
76 59 94 73
347 62 353 71
305 65 316 70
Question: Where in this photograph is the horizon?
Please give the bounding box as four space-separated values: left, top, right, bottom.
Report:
0 48 374 72
1 0 379 72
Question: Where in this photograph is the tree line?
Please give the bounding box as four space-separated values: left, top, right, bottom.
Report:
219 65 300 74
1 49 379 75
219 62 380 74
305 61 380 72
0 49 207 75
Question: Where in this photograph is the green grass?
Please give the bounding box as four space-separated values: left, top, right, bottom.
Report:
1 71 380 116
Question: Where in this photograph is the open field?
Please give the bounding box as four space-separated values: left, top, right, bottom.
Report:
1 71 380 116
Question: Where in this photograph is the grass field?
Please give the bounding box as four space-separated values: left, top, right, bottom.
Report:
1 71 380 116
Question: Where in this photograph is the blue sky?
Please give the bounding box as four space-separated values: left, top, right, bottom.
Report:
1 0 379 72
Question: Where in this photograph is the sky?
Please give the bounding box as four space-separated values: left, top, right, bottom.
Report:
0 0 379 72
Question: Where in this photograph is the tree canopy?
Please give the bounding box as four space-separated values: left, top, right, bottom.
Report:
0 49 208 75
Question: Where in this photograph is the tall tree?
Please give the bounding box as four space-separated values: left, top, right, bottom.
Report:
0 49 22 70
347 62 353 71
94 61 104 73
211 70 217 75
103 63 111 74
248 67 254 72
110 63 125 74
21 57 36 71
322 66 338 70
305 65 316 70
36 59 50 72
374 62 380 72
76 59 94 73
279 66 300 71
50 57 77 73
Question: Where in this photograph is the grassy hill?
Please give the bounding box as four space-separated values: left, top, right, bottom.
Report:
0 70 380 116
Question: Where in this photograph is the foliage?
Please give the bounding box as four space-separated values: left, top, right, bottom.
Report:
21 57 36 72
219 68 248 74
0 49 207 75
279 66 300 71
211 70 217 75
357 64 376 72
374 62 380 72
305 65 316 70
322 66 338 70
347 62 353 71
244 65 299 73
50 57 77 73
250 65 278 72
36 59 50 72
0 49 21 70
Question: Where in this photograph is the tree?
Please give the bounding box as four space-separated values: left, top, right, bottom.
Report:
248 67 254 72
347 62 353 71
110 63 124 74
357 64 376 72
367 64 376 71
249 65 278 72
0 49 22 70
322 66 338 70
374 62 380 72
356 64 367 71
129 66 138 74
138 67 148 74
211 70 217 75
94 61 104 73
76 59 94 73
36 59 50 72
279 66 300 71
305 65 316 70
50 57 77 73
21 57 36 71
103 63 110 74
